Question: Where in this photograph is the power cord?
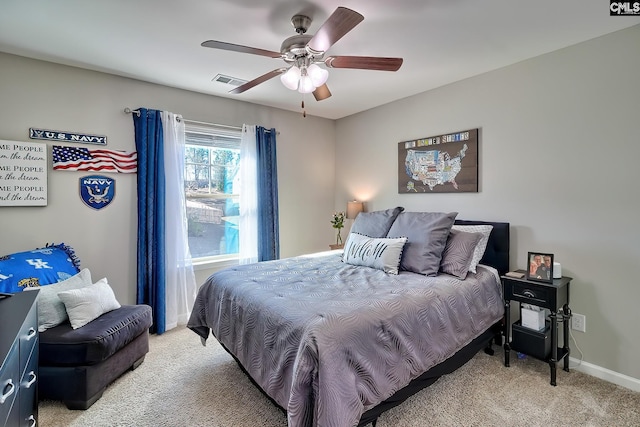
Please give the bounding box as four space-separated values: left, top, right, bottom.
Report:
559 307 584 369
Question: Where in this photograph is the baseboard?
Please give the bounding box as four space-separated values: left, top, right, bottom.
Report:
570 357 640 392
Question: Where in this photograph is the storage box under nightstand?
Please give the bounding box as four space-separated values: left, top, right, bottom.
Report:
511 321 551 360
521 304 547 331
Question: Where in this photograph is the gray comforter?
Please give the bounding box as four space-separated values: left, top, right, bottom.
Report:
188 251 504 427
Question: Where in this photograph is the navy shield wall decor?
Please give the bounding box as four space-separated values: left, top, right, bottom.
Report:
79 175 115 209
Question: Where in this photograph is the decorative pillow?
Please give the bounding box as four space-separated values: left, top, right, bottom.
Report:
24 268 93 332
451 224 493 273
0 243 81 293
350 207 404 238
342 232 407 275
57 278 121 329
387 211 458 276
439 229 483 279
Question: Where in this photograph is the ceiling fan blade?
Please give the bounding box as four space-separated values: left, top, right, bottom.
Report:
201 40 282 58
313 84 332 101
307 7 364 54
324 56 403 71
230 68 287 94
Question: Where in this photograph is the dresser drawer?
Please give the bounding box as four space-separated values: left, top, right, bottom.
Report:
0 345 20 426
18 304 38 378
1 291 39 427
19 352 38 427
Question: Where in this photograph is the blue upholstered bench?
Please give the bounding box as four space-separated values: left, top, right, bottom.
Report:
38 304 152 409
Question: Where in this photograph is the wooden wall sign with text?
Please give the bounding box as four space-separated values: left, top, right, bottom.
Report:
0 140 48 206
398 128 478 193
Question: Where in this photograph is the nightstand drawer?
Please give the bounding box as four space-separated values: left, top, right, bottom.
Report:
508 282 552 306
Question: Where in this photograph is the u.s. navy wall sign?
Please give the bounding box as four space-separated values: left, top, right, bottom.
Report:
30 128 107 145
80 175 115 210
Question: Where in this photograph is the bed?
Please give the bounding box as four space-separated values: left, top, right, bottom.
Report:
188 213 509 427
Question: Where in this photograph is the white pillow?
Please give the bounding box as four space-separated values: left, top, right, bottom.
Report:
24 268 92 332
342 232 408 275
451 225 493 273
57 278 121 329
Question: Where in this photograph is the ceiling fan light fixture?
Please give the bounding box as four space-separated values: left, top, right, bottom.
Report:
298 74 315 94
307 63 329 87
280 65 301 90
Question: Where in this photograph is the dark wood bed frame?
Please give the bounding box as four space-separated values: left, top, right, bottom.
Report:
222 220 510 427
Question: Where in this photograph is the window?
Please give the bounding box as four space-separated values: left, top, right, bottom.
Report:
184 124 241 261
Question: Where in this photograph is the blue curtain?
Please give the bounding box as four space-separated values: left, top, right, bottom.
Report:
132 108 166 334
256 127 279 261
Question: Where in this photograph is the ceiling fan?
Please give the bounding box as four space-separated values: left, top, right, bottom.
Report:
201 6 403 103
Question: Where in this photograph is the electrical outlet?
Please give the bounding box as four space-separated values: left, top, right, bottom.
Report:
572 313 586 332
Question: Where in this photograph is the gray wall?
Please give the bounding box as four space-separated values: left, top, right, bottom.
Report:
2 24 639 383
0 52 336 305
335 25 640 380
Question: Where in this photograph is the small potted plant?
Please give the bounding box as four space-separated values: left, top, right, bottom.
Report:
331 211 346 246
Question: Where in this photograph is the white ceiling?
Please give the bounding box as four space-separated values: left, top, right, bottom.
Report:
1 1 638 120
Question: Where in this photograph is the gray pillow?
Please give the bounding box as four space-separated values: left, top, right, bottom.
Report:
350 207 404 238
24 268 92 331
387 211 458 276
440 229 483 279
57 278 121 329
451 224 493 273
342 233 407 275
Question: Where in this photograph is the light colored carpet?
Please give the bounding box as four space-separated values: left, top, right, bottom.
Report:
39 326 640 427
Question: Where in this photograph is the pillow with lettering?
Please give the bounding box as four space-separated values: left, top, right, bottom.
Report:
0 243 81 293
342 232 407 275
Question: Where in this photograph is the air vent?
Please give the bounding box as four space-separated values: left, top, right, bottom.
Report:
212 74 247 87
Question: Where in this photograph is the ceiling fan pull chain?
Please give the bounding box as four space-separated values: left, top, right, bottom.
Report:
301 98 306 118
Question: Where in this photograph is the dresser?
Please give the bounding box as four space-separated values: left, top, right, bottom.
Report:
0 291 39 427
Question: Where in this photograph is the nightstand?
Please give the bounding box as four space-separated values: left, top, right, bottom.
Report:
502 271 573 386
329 244 344 250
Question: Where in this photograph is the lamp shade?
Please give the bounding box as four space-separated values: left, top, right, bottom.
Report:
280 66 301 90
346 201 364 219
307 63 329 87
298 75 315 94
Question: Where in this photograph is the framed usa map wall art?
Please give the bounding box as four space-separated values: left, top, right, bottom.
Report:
398 128 478 193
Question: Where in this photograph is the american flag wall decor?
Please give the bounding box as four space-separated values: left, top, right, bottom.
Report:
52 145 137 173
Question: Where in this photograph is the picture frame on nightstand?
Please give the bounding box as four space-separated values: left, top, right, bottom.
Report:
526 252 554 283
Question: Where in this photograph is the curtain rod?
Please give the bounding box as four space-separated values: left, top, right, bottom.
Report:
123 107 242 131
